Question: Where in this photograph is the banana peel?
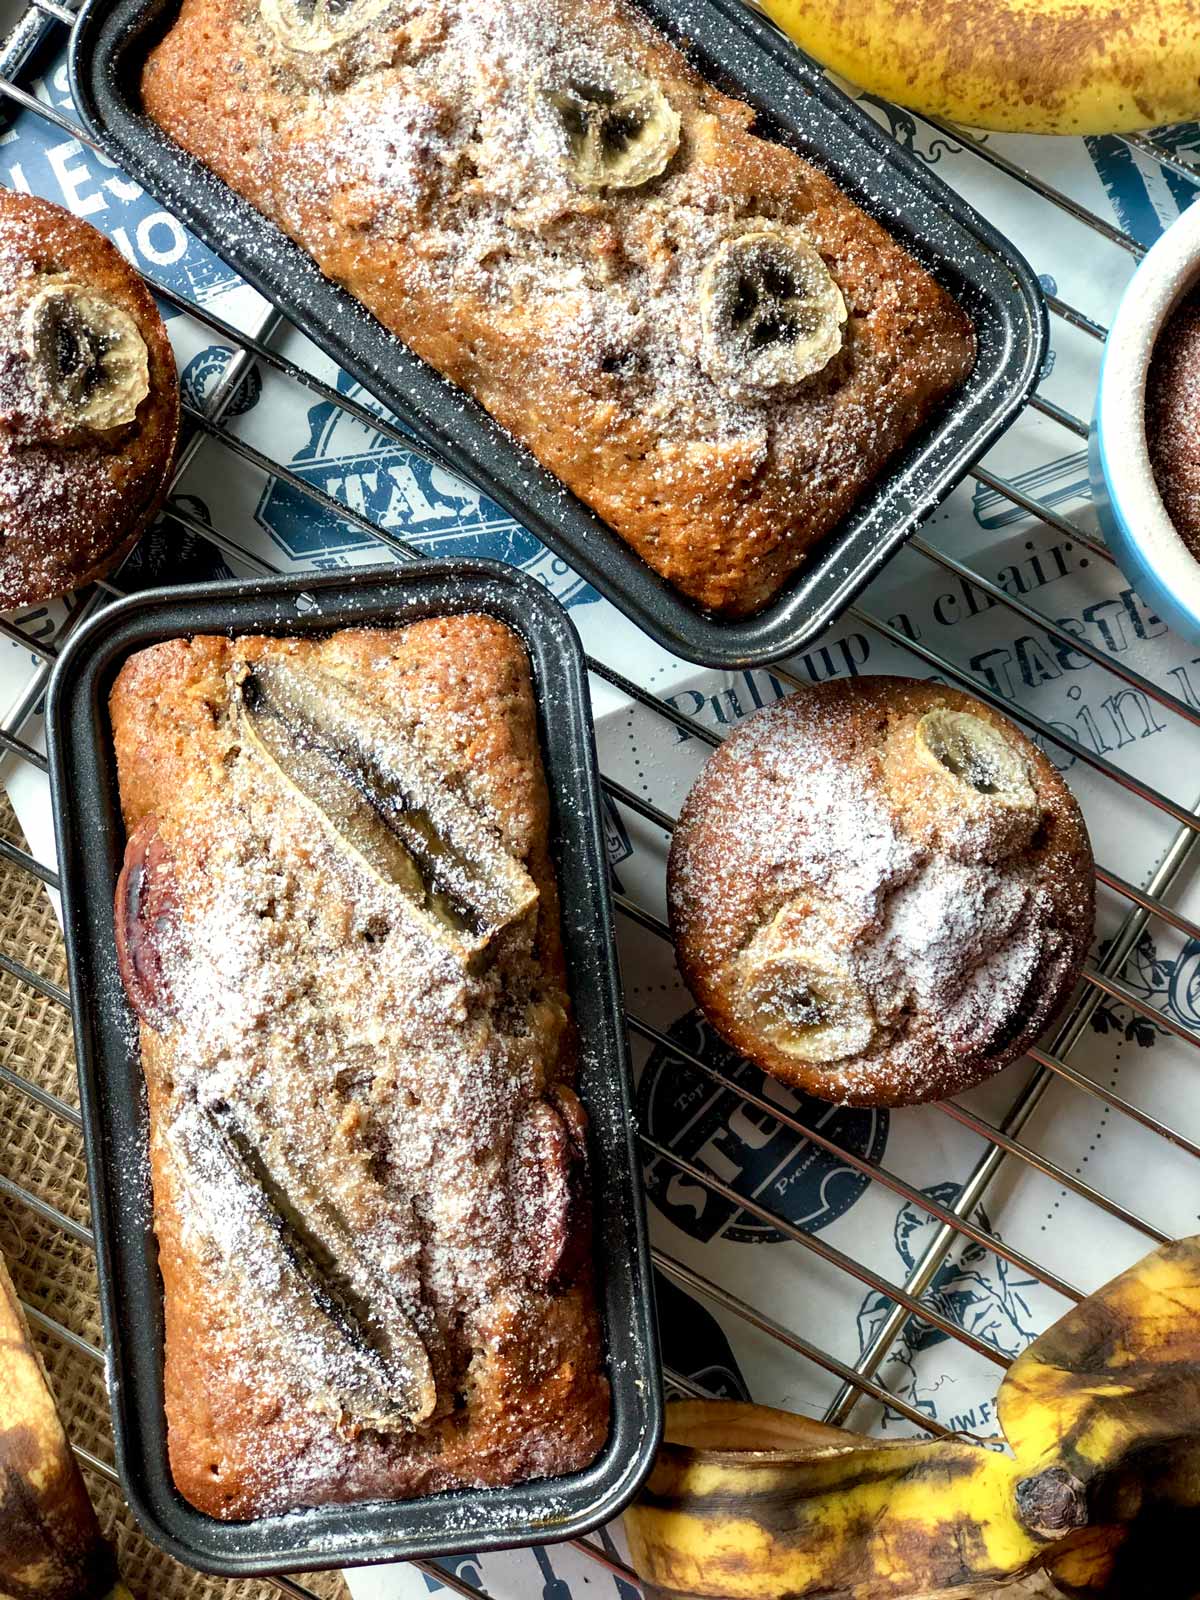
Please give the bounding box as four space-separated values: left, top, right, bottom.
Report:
1003 1238 1200 1598
754 0 1200 136
630 1404 1050 1598
1000 1236 1200 1471
0 1250 130 1600
625 1236 1200 1599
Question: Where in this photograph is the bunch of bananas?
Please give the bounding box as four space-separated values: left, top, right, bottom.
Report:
624 1236 1200 1598
0 1251 131 1600
754 0 1200 134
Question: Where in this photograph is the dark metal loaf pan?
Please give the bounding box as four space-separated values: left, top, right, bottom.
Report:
45 560 661 1576
69 0 1046 668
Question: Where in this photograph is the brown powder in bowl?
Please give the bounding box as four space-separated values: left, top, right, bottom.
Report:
1146 283 1200 556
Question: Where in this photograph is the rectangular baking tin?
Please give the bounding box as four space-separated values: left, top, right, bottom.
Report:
46 560 662 1576
69 0 1047 669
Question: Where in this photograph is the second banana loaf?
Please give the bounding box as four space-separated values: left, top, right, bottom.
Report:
141 0 976 616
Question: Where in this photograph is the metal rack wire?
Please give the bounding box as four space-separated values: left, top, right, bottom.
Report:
1 2 1199 1594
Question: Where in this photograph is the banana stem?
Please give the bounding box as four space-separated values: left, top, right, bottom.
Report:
1015 1466 1089 1542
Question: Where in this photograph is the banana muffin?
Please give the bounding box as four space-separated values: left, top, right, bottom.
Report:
0 191 178 610
141 0 975 616
110 616 608 1518
667 678 1094 1107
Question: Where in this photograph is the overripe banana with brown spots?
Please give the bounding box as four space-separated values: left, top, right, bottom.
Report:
625 1401 1069 1599
624 1236 1200 1599
0 1251 131 1600
1003 1236 1200 1598
753 0 1200 135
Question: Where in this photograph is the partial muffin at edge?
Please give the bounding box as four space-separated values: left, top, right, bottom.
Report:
0 191 178 609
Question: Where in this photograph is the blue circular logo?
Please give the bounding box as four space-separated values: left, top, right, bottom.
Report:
181 346 262 417
638 1010 889 1244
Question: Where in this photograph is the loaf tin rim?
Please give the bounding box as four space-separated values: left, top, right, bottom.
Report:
45 557 663 1576
68 0 1046 670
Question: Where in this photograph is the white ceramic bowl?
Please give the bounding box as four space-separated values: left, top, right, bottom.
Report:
1090 202 1200 644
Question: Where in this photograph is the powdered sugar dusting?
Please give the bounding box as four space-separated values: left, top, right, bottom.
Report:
142 0 974 610
274 1 780 438
669 684 1090 1104
114 625 605 1515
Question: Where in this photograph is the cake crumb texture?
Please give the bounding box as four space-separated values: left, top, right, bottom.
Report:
1147 284 1200 555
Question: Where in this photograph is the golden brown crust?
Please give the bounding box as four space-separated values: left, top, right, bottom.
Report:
0 191 178 610
110 617 608 1519
667 678 1094 1107
140 0 974 616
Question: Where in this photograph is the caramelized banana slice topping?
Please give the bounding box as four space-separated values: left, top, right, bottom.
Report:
22 281 149 437
509 1086 590 1291
890 707 1041 862
167 1100 435 1434
259 0 392 53
232 660 538 958
735 903 876 1064
114 815 180 1033
916 708 1034 803
537 67 680 190
699 229 847 390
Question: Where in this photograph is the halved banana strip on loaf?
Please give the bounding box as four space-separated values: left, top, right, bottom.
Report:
885 706 1041 863
259 0 393 53
231 659 539 962
535 63 681 190
21 279 149 439
699 228 847 390
732 899 877 1064
165 1100 436 1436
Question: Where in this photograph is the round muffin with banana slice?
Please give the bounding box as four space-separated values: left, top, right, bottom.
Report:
0 191 178 609
667 678 1094 1107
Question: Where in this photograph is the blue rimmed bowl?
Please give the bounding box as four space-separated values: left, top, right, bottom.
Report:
1091 202 1200 645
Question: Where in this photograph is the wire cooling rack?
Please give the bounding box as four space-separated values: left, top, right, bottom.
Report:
2 1 1200 1594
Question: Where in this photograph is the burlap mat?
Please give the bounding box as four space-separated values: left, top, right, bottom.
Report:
0 794 351 1600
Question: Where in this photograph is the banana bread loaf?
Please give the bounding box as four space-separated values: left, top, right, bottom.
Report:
110 616 608 1519
0 191 178 610
140 0 975 616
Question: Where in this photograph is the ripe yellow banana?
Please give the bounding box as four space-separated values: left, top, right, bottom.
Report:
0 1252 131 1600
625 1236 1200 1600
754 0 1200 135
